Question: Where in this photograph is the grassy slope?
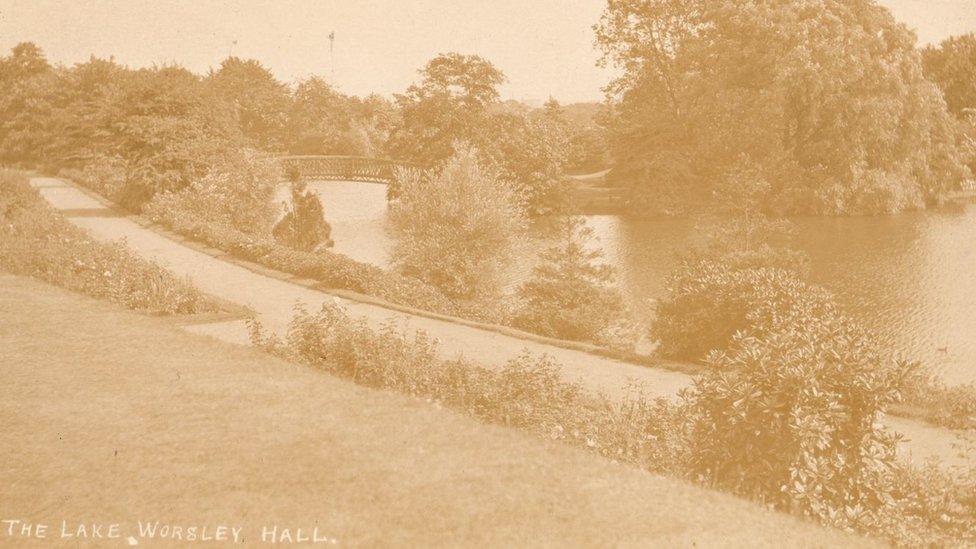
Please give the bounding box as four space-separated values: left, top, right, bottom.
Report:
0 274 871 547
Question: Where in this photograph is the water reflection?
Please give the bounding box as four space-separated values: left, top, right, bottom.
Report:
306 180 976 385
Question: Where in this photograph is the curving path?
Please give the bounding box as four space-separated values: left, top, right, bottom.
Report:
30 176 976 470
1 274 874 547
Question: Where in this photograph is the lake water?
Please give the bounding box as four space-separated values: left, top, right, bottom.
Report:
304 180 976 386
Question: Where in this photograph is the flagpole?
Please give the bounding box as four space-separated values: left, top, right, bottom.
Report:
329 31 335 79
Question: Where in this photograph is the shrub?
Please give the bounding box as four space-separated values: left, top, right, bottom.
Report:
273 181 334 251
512 216 631 346
253 300 975 546
651 261 835 360
900 371 976 430
684 320 915 527
145 203 482 321
59 154 127 199
875 460 976 544
145 148 280 236
0 170 217 314
389 145 526 301
249 303 689 477
700 216 810 277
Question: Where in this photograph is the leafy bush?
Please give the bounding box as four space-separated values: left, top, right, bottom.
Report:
253 300 975 546
59 154 127 199
651 261 835 360
273 181 334 251
249 303 690 478
145 148 280 236
900 371 976 430
513 216 631 347
389 145 526 301
699 216 810 277
0 170 217 314
685 321 915 527
652 179 817 360
145 203 485 321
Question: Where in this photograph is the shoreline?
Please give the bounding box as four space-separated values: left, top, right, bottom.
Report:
36 174 976 445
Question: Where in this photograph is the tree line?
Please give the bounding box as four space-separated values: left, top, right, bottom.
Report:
596 0 976 216
0 45 606 216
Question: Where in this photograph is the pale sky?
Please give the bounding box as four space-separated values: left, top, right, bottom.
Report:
1 0 974 104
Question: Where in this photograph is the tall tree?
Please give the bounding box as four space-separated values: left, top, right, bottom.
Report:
596 0 971 215
922 33 976 117
485 104 572 216
387 53 505 165
285 76 355 155
0 42 55 165
111 65 241 209
209 57 290 151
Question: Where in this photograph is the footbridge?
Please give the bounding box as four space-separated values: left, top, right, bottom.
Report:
277 155 421 184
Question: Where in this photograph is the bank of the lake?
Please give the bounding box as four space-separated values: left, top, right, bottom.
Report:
303 180 976 385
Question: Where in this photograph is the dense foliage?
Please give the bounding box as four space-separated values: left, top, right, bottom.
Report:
285 76 396 157
145 148 281 235
253 300 975 546
208 56 291 151
922 33 976 176
0 170 217 314
922 33 976 117
273 181 334 251
687 324 912 526
388 53 505 165
652 261 834 360
513 216 630 346
596 0 972 215
389 54 572 216
389 146 526 301
485 100 573 215
0 43 393 202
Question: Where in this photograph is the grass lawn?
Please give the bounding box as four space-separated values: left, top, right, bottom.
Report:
0 274 872 547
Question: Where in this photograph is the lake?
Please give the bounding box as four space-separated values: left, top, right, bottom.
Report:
301 180 976 386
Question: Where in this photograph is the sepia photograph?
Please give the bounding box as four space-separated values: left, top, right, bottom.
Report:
1 0 976 546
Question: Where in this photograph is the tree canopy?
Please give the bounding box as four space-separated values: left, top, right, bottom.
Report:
209 57 290 151
596 0 972 215
388 53 506 165
923 33 976 117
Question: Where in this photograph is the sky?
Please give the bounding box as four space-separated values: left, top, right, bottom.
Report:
1 0 975 104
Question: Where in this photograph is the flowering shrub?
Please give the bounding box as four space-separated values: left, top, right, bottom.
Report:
0 170 217 314
59 154 127 199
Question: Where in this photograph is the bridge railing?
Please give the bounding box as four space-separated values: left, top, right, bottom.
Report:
276 155 423 184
